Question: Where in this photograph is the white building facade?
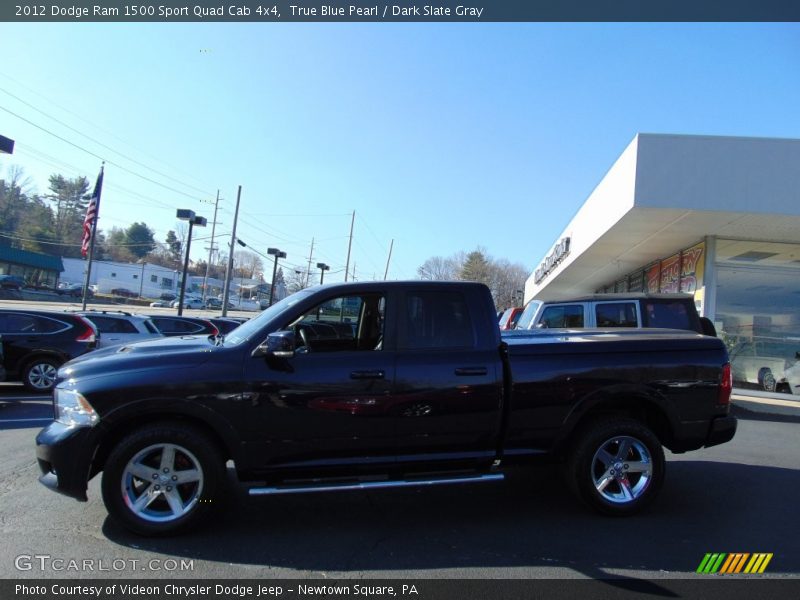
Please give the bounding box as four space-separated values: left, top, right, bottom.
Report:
526 134 800 397
62 258 180 297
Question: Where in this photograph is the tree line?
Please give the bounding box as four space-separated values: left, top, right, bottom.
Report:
417 248 529 309
0 167 264 281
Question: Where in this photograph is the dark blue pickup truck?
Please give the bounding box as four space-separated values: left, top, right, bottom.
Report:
36 281 735 535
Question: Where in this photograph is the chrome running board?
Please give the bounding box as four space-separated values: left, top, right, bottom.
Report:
248 472 504 496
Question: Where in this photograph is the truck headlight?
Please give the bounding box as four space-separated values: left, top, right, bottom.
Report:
54 388 99 427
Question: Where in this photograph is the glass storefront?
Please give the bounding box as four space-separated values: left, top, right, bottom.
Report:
714 240 800 397
593 237 800 398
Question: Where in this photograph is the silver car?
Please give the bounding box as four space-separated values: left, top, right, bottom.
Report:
75 311 164 348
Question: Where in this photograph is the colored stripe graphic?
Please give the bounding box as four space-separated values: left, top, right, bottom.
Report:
744 553 773 574
698 553 773 574
697 553 727 573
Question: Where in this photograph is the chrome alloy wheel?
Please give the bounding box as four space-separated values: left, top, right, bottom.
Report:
27 362 58 390
121 443 204 523
591 435 653 504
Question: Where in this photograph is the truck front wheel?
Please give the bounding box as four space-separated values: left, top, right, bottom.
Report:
568 418 665 516
101 423 226 536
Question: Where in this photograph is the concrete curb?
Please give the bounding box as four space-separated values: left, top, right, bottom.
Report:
732 392 800 419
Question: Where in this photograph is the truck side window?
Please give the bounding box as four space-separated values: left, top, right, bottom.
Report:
293 294 385 352
595 302 638 327
403 291 475 349
540 305 584 328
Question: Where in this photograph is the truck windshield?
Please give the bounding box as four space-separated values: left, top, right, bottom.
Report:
224 289 316 346
515 300 541 330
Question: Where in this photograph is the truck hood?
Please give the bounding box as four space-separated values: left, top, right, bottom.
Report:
58 335 219 383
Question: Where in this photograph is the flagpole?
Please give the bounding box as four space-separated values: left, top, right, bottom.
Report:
81 163 104 311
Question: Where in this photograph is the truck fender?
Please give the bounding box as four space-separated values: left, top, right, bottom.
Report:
556 384 677 450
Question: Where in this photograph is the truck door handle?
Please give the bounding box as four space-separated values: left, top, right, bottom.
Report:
350 370 385 380
455 367 488 376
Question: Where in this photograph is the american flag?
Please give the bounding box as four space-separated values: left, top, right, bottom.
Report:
81 167 103 258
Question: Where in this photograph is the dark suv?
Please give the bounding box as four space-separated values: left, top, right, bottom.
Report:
0 309 99 392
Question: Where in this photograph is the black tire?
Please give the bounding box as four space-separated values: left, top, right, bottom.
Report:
568 418 665 516
758 368 777 393
22 357 61 392
101 423 226 536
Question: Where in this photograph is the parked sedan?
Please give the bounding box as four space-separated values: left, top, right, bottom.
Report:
57 284 93 298
0 309 98 391
208 317 242 335
148 315 219 337
171 297 205 309
205 297 235 310
111 288 137 298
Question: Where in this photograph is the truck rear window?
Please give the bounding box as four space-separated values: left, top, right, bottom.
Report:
403 291 475 349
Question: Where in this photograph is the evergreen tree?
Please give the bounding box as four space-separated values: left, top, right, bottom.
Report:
45 174 90 258
125 222 156 258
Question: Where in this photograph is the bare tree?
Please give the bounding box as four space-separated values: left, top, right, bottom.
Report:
286 269 313 294
490 259 529 309
234 250 264 279
417 251 465 280
418 248 529 309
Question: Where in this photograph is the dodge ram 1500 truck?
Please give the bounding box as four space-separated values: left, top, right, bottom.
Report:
36 281 736 536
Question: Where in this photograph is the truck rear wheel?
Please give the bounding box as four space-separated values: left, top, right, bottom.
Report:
101 423 225 536
568 418 665 516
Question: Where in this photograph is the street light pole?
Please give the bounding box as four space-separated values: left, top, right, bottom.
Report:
317 262 330 284
176 210 206 316
138 261 146 298
267 247 286 306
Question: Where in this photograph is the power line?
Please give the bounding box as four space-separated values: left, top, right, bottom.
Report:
0 104 209 202
0 70 214 192
0 87 213 197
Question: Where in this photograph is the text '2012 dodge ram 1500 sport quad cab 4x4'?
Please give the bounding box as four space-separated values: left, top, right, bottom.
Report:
36 281 736 536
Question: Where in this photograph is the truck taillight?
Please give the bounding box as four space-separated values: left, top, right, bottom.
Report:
718 363 732 406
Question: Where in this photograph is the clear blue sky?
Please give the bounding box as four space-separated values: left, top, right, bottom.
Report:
2 23 799 283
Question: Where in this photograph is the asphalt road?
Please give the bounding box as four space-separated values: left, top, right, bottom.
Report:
0 388 798 581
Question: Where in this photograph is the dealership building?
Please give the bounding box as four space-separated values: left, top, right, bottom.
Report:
525 133 800 396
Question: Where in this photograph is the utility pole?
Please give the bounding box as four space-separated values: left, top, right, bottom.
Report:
221 186 241 317
202 190 221 304
344 210 354 282
305 237 314 287
384 239 394 280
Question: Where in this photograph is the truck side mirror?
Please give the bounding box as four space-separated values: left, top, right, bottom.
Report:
252 330 296 359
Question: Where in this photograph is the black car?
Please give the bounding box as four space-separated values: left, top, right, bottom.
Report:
0 309 98 392
57 284 94 298
0 275 26 290
148 315 219 337
208 317 242 335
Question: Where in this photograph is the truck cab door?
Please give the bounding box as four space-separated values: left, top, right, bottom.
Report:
392 288 504 468
241 292 397 471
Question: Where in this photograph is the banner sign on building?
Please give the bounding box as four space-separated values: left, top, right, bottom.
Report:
679 242 705 293
632 242 706 294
